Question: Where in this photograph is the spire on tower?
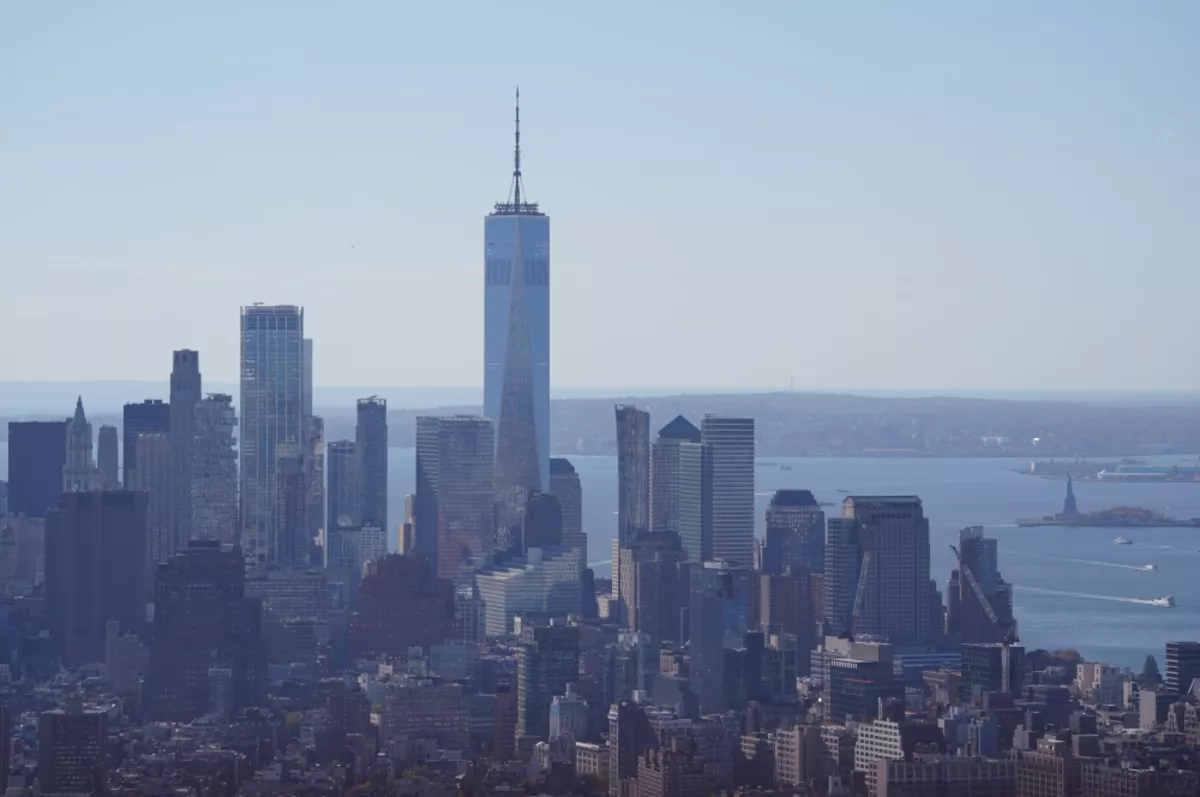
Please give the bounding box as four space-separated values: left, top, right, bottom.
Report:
513 86 522 207
494 87 540 215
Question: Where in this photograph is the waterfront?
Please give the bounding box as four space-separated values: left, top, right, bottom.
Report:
5 443 1198 668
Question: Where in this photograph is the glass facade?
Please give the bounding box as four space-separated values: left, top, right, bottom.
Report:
240 304 305 565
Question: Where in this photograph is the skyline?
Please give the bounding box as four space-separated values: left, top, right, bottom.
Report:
3 3 1198 391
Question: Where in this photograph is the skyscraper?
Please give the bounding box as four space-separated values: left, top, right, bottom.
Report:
45 490 148 665
650 415 702 536
130 431 171 584
947 526 1014 644
761 490 825 576
170 349 202 550
1165 641 1200 698
39 698 107 796
303 415 325 564
824 496 932 646
414 416 442 562
122 398 170 488
616 405 651 545
516 623 579 754
147 540 250 721
191 394 238 544
6 420 67 517
327 440 360 562
522 491 563 552
64 396 97 491
549 457 584 552
356 397 388 528
240 304 305 565
435 416 496 582
700 416 754 565
486 91 550 524
97 425 119 488
677 436 712 563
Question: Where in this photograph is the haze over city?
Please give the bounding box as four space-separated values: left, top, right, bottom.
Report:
3 2 1198 391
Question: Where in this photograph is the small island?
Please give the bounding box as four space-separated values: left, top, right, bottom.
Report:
1016 475 1200 528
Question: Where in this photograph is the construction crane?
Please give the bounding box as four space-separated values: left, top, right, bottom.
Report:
950 544 1018 646
844 547 874 639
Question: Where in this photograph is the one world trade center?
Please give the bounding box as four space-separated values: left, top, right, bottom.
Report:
485 89 550 533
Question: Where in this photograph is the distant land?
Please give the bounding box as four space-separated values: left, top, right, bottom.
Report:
4 382 1200 459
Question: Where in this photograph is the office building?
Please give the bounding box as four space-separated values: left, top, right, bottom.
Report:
63 396 98 491
516 623 579 753
616 405 651 544
824 496 933 646
240 304 306 565
7 420 67 517
147 541 258 721
191 393 238 544
487 93 550 527
303 415 325 564
122 398 170 488
348 554 455 657
431 416 495 582
0 706 7 793
169 349 202 550
877 757 1014 797
356 397 388 528
651 415 702 536
618 531 687 646
39 698 108 796
947 526 1014 644
761 489 825 575
45 490 148 665
1165 641 1200 698
690 561 752 714
414 416 441 562
549 682 588 743
523 490 563 551
326 439 359 561
97 424 119 488
760 568 821 663
129 431 171 582
276 454 310 567
302 337 313 416
676 432 713 563
815 636 900 723
475 547 585 635
549 457 585 552
961 643 1026 697
701 416 754 565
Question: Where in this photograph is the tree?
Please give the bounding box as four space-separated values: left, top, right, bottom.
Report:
1141 654 1162 684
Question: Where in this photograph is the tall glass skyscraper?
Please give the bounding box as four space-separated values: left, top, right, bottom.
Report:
240 304 305 566
486 90 550 520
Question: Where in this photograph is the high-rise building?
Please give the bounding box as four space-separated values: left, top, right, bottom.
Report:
700 416 754 565
618 531 687 646
6 420 67 517
650 415 701 535
690 562 752 714
824 496 933 646
240 304 305 565
64 396 98 491
961 642 1026 697
147 541 257 721
432 416 495 583
39 698 107 796
549 457 584 552
276 454 310 567
122 399 170 488
675 432 712 564
0 706 8 793
130 431 171 584
348 554 455 658
1165 641 1200 698
486 91 550 526
616 405 651 545
327 439 360 563
475 547 585 636
302 337 313 417
191 393 238 544
45 490 148 665
516 623 579 754
947 526 1014 644
414 416 442 562
97 425 119 488
761 490 825 575
356 397 388 529
523 491 563 552
303 415 325 564
170 349 202 550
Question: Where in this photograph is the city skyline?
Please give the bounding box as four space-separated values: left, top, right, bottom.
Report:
4 4 1198 391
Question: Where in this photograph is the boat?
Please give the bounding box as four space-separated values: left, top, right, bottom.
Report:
1114 537 1132 545
780 464 793 472
1150 596 1175 607
1141 564 1158 572
837 488 850 494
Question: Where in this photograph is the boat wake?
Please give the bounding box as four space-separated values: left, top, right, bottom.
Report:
1017 585 1172 607
1008 550 1156 572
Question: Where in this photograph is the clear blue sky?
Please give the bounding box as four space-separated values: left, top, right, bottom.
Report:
2 2 1196 391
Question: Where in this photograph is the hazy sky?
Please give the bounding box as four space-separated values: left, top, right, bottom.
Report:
2 2 1196 391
